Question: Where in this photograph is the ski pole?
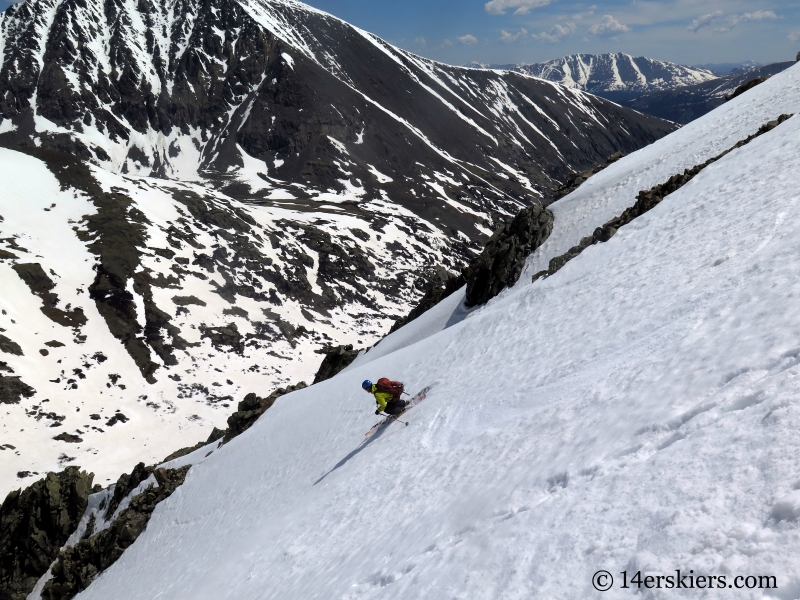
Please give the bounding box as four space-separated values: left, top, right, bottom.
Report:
381 412 409 426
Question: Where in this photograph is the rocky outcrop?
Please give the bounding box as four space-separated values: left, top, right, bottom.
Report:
726 77 768 101
0 467 94 600
41 466 190 600
534 115 794 283
464 206 554 307
313 345 361 384
224 383 308 442
103 463 153 521
10 263 87 329
0 335 23 357
199 324 244 355
0 376 35 405
388 272 467 333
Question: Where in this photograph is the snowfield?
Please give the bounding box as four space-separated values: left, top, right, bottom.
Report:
0 149 447 494
66 64 800 599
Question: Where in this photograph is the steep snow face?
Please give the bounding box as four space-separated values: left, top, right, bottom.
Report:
71 67 800 598
520 63 800 282
518 53 717 94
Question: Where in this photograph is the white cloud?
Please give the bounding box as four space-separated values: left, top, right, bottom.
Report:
570 8 596 21
442 39 453 47
588 15 630 37
739 10 778 22
688 10 723 33
689 10 778 33
485 0 551 16
500 28 528 43
414 37 427 47
532 22 577 43
789 29 800 42
458 34 479 45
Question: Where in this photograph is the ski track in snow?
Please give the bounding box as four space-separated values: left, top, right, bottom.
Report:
70 64 800 599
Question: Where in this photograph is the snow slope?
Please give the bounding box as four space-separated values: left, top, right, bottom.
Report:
0 149 447 495
68 64 800 598
520 62 800 282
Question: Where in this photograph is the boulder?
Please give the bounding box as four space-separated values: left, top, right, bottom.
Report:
313 345 361 384
225 383 308 441
464 205 554 307
0 375 35 405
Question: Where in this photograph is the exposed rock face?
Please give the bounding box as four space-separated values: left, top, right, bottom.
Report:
0 335 23 356
726 77 768 101
0 376 35 405
224 383 308 441
0 467 93 600
10 262 87 329
41 466 190 600
313 345 360 384
464 206 554 307
103 463 153 521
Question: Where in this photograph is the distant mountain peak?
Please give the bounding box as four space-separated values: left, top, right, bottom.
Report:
470 53 717 95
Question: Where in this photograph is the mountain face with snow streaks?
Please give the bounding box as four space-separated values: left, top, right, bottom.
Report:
0 0 671 223
504 53 717 98
0 0 674 494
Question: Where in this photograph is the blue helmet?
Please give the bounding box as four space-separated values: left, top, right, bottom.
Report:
362 380 372 391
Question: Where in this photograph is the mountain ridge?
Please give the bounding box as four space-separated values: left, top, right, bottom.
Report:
468 53 717 99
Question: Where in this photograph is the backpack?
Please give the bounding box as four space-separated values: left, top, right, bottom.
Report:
375 377 404 396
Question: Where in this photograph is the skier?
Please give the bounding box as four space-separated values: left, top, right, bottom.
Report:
362 378 407 415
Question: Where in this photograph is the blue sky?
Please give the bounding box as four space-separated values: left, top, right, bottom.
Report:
306 0 800 67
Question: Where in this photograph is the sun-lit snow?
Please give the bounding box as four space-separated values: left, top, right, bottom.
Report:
65 63 800 600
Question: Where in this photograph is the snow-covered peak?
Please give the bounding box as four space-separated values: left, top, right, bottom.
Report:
517 53 718 94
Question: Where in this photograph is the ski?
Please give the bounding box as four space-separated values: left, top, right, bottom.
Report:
364 385 434 437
